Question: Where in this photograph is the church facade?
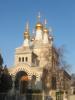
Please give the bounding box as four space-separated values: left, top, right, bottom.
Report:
9 14 71 99
9 15 55 82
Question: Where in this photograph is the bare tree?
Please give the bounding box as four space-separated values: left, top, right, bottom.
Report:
57 45 71 72
41 44 71 94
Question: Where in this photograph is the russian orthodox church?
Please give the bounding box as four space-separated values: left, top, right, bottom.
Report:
9 14 71 99
9 14 54 83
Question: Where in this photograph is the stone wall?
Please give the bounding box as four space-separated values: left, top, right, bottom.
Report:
68 95 75 100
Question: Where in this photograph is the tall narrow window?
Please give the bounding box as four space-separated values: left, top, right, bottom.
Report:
19 57 21 62
52 77 56 90
25 57 28 62
22 57 24 62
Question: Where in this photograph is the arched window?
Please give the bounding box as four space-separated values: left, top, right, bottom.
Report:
22 57 24 62
19 57 21 62
25 57 28 62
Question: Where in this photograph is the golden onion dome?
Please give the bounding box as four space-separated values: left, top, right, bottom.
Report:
24 31 30 39
43 28 49 34
36 22 43 30
24 22 30 39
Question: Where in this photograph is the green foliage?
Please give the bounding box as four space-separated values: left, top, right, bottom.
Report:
0 52 12 93
0 72 12 93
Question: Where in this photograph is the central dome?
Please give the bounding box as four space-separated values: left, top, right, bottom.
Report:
36 22 43 30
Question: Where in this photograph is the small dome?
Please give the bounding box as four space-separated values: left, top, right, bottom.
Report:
24 31 28 36
43 28 49 33
36 22 43 30
49 35 53 41
24 32 30 39
31 38 35 41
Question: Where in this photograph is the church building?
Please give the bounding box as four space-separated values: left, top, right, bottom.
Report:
9 14 71 99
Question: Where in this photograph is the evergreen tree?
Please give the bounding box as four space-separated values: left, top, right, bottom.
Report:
0 53 3 67
0 53 12 93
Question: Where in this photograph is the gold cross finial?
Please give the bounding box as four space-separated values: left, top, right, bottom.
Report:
25 21 29 32
32 29 35 34
24 21 30 39
44 19 47 27
49 27 53 33
49 27 54 40
37 12 41 22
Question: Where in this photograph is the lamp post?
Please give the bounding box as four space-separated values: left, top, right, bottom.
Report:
56 88 63 100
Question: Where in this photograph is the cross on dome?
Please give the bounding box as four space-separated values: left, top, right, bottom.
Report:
44 19 47 27
24 21 30 40
25 21 29 32
49 27 53 33
37 12 41 22
36 12 44 30
32 29 35 34
49 27 54 42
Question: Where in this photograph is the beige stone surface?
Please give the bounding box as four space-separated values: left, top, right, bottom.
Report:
8 18 71 95
69 95 75 100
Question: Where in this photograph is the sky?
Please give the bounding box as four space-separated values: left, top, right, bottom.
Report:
0 0 75 74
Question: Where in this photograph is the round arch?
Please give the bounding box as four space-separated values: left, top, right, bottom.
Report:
15 71 28 90
10 64 32 78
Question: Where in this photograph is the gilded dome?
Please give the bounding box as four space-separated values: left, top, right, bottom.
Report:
24 31 30 39
24 22 30 39
43 28 49 33
36 22 43 30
